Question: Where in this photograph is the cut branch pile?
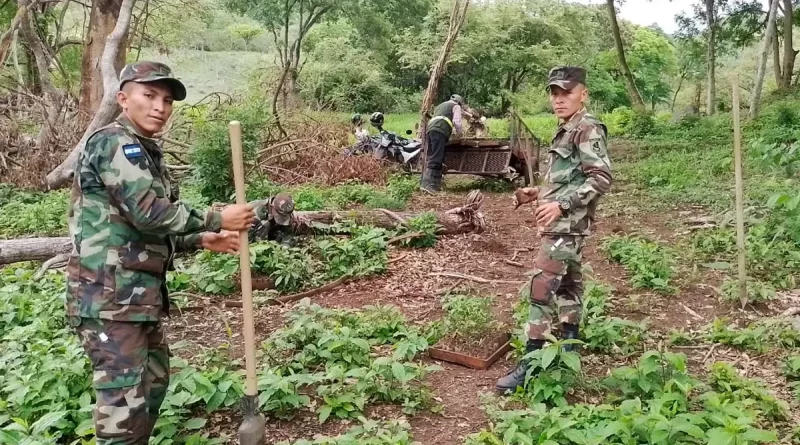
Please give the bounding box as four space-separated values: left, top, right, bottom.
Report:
252 112 397 186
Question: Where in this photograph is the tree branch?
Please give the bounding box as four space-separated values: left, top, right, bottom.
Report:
0 1 35 67
45 0 137 190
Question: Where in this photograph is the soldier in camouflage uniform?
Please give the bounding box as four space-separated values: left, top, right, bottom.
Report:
213 192 296 243
65 61 255 444
496 66 613 393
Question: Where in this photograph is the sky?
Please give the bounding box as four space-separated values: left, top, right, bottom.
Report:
573 0 771 34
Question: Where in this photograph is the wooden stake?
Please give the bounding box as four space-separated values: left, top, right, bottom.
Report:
731 75 748 308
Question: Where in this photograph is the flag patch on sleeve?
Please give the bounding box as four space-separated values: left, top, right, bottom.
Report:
122 144 143 159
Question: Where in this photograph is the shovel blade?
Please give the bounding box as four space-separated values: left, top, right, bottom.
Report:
238 412 266 445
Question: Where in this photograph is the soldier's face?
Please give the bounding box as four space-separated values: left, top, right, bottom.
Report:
549 85 587 120
117 81 174 137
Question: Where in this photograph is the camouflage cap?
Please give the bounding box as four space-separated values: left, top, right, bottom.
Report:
270 192 295 226
546 66 586 91
119 61 187 101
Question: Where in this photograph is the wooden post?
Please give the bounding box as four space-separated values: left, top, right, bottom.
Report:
731 75 747 308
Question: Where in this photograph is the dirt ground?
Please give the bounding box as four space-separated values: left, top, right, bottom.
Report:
166 167 800 444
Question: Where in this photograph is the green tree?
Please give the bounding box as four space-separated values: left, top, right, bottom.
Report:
229 23 263 50
224 0 349 110
628 28 677 111
671 37 706 111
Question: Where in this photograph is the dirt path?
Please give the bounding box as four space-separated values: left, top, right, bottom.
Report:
167 173 800 444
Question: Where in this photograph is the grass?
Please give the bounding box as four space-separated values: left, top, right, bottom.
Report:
136 48 272 104
321 112 558 141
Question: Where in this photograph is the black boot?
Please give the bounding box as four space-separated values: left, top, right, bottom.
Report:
420 168 443 193
561 323 580 352
495 339 544 393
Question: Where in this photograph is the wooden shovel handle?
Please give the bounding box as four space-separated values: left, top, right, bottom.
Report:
229 121 258 397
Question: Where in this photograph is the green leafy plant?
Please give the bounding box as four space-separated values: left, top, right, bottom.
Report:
510 340 582 407
0 189 69 236
275 418 416 445
579 281 647 354
402 212 441 248
706 362 789 422
441 294 501 342
603 234 676 294
259 300 440 422
720 278 776 304
707 318 800 352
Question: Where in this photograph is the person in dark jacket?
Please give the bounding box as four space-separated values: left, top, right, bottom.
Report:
421 94 465 192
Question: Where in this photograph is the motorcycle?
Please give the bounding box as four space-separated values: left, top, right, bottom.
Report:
345 113 423 171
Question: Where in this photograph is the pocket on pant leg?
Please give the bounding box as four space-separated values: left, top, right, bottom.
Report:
530 267 563 305
92 366 148 440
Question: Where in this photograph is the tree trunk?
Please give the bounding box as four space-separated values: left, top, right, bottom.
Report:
0 203 487 265
773 31 782 85
694 81 703 109
671 72 686 112
606 0 645 112
749 0 779 120
19 0 57 100
705 0 717 115
0 2 33 68
780 0 797 90
45 0 137 190
418 0 470 175
78 0 127 120
0 237 72 264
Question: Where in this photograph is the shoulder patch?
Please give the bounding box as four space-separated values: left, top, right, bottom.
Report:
123 143 143 160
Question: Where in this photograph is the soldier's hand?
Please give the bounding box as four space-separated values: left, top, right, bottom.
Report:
513 187 539 209
201 231 240 254
220 204 255 231
535 202 562 227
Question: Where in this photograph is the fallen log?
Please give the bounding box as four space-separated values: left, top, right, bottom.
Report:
0 191 487 265
0 237 71 264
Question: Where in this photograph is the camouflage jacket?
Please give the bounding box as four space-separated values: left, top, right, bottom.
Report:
65 115 222 322
539 109 612 236
211 198 294 243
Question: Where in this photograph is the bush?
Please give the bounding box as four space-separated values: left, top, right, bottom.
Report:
602 107 635 137
0 190 69 237
627 111 657 138
191 100 271 203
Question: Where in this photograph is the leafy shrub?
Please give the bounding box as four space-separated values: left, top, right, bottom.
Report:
579 281 647 354
441 294 500 341
601 351 695 407
275 418 416 445
191 99 270 202
512 342 582 407
386 174 418 202
0 190 69 237
602 234 676 294
627 111 657 138
602 106 635 137
707 362 789 421
403 212 441 248
720 278 776 304
707 318 800 352
0 267 232 444
246 179 412 212
260 300 440 422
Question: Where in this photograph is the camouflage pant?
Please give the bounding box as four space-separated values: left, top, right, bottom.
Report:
525 235 585 341
73 318 170 445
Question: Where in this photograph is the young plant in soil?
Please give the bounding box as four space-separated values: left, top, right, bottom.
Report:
433 293 507 357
